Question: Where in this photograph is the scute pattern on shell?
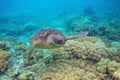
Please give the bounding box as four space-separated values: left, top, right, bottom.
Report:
30 28 64 42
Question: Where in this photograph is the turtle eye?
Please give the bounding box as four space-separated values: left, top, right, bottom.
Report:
54 32 58 35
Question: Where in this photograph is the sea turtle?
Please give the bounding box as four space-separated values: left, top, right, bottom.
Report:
28 28 88 60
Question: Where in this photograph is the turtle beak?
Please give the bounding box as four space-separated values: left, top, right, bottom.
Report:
53 37 64 45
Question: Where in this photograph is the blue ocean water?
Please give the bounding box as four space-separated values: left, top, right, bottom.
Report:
0 0 120 80
0 0 120 40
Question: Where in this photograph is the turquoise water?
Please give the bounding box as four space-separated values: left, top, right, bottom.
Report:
0 0 120 80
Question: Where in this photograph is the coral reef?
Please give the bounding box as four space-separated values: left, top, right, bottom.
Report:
0 41 11 51
96 58 110 74
112 70 120 80
49 37 106 62
16 71 34 80
1 36 119 80
107 61 120 76
6 59 46 80
63 37 109 62
34 37 120 80
0 49 10 74
67 16 92 32
67 11 120 41
96 58 120 80
35 59 103 80
33 37 115 79
14 44 28 52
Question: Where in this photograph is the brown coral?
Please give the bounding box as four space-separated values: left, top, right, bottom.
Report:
0 49 10 74
63 37 109 62
96 58 120 79
107 61 120 76
35 59 103 80
112 70 120 80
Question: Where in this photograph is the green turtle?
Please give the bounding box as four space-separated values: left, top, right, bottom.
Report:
28 28 88 60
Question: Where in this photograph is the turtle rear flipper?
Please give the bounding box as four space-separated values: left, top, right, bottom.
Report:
65 31 88 41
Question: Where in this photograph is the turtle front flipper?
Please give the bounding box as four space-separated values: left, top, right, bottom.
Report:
65 31 88 41
28 43 36 61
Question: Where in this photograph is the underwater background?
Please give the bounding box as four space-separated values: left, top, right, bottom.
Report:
0 0 120 80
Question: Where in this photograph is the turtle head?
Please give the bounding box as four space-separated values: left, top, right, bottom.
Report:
52 33 65 45
46 28 65 47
